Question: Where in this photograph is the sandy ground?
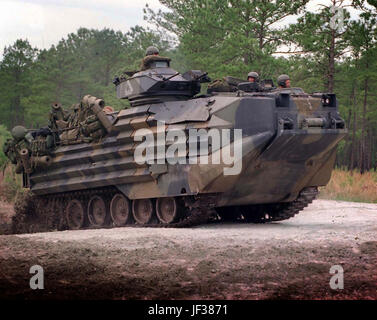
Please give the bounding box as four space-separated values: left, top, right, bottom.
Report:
0 199 376 300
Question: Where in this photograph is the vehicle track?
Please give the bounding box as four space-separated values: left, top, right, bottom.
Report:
12 187 318 233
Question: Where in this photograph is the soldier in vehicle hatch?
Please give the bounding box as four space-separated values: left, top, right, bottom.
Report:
140 46 161 71
115 47 160 81
247 71 259 83
277 74 291 88
145 46 159 57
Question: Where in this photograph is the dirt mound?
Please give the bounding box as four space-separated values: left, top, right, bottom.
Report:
11 192 67 234
0 201 14 235
11 191 37 234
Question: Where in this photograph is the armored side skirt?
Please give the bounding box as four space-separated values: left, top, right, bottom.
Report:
29 124 345 208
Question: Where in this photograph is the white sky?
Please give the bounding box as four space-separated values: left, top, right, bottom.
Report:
0 0 361 57
0 0 164 55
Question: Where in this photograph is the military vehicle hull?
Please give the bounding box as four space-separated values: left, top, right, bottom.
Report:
24 92 346 230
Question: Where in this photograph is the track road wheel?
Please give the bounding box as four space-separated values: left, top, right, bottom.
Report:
66 199 85 230
110 193 131 226
132 199 154 224
54 198 67 230
156 197 179 224
87 195 108 227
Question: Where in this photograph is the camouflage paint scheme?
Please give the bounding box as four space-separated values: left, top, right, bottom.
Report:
28 62 346 209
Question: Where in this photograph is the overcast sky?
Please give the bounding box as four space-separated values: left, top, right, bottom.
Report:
0 0 361 56
0 0 164 54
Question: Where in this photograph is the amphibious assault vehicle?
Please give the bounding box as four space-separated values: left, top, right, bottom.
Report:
8 56 346 231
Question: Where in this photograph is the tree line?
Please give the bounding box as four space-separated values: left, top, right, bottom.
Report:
0 0 376 172
0 26 171 129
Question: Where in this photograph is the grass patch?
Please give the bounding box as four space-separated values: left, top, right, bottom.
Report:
319 169 377 203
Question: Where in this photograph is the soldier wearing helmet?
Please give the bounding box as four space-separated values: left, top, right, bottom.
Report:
140 46 163 71
277 74 291 88
140 46 172 71
145 46 159 56
247 71 259 83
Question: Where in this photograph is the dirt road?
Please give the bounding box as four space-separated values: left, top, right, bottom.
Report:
0 199 376 299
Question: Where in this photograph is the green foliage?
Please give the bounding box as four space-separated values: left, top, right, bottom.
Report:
146 0 377 171
145 0 309 79
0 40 39 128
0 1 376 172
0 126 22 203
2 165 23 202
0 124 11 167
0 27 171 129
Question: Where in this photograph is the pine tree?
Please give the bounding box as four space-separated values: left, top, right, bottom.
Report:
144 0 309 79
0 40 38 128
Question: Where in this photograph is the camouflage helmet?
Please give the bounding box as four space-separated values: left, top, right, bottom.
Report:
11 126 28 141
277 74 290 87
145 46 159 56
247 71 259 80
